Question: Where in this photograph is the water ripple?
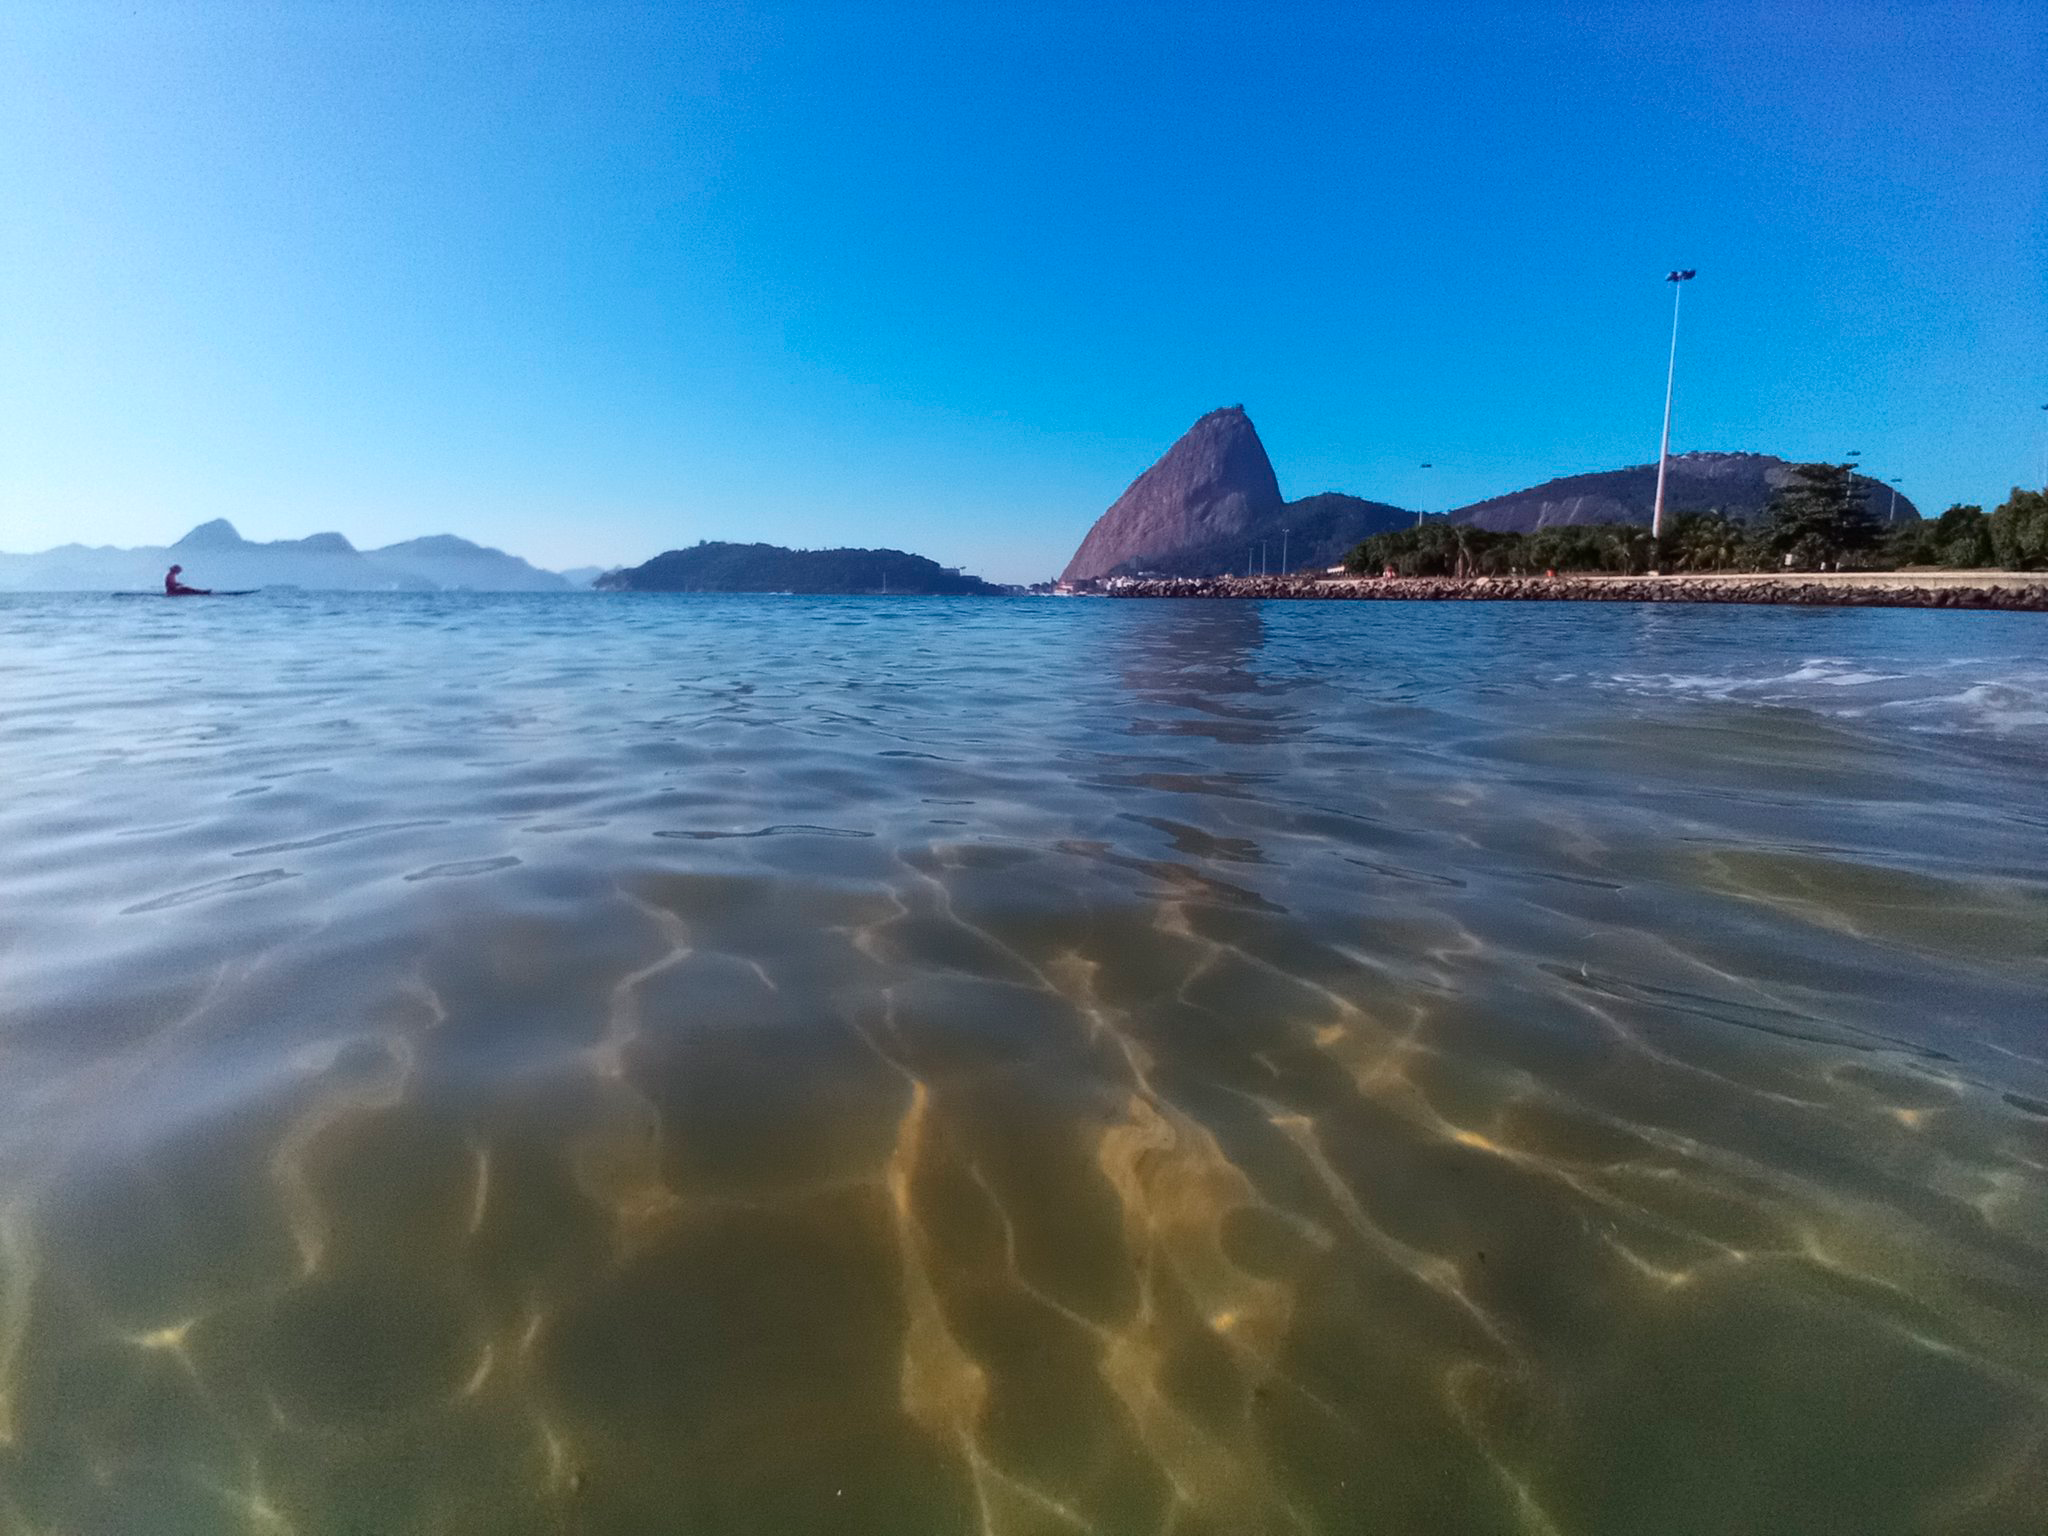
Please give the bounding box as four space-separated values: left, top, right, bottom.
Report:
653 824 875 840
0 592 2042 1536
122 867 299 913
234 819 451 855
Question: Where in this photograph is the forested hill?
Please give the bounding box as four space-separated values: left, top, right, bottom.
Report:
1447 452 1920 531
595 541 1005 595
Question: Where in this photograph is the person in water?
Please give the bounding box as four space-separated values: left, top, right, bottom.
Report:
164 564 211 596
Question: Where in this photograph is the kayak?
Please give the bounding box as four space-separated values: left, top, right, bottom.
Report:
111 590 260 598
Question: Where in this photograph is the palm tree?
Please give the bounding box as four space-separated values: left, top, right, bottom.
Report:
1668 511 1744 571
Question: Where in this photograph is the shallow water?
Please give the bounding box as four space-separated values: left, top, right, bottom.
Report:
1 591 2045 1535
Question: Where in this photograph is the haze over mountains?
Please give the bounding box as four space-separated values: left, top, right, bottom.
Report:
4 414 1929 593
0 520 588 591
1060 408 1922 582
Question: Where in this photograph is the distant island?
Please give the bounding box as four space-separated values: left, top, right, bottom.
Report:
0 519 590 592
597 541 1006 595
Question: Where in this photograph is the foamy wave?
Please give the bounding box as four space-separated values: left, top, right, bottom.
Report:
1873 682 2048 734
1602 657 2048 735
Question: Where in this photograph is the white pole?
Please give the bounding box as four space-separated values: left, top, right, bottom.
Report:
1282 529 1289 572
1652 277 1686 542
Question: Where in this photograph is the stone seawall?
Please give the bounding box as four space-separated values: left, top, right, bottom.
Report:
1101 574 2048 612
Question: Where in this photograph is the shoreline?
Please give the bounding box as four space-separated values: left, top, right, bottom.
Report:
1100 570 2048 611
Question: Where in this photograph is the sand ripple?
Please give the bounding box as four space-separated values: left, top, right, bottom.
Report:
0 591 2044 1533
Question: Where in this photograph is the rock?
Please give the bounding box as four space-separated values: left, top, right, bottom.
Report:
1062 407 1286 583
1062 409 1414 581
1096 574 2046 612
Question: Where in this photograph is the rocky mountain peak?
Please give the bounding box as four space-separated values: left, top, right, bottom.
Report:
1061 406 1284 582
172 518 246 549
376 535 489 557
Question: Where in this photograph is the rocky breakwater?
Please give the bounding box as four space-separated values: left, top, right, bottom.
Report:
1101 573 2048 611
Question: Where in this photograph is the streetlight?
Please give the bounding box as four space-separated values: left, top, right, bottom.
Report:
1887 477 1902 523
1651 269 1697 543
2038 405 2047 489
1417 463 1433 527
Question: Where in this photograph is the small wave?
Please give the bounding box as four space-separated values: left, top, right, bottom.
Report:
404 856 521 880
1613 658 1898 698
653 824 873 840
123 868 298 914
234 819 450 856
1339 854 1466 888
1511 869 1625 890
1872 683 2048 735
1604 656 2048 736
1778 660 1902 687
1540 962 1955 1061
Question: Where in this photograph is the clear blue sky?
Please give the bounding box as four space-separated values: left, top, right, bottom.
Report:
3 2 2042 582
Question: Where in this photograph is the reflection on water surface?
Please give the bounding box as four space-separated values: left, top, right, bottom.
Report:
0 592 2044 1534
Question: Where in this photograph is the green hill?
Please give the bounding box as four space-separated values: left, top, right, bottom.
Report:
595 541 1004 595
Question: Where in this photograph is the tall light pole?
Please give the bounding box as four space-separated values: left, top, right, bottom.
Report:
1417 463 1433 527
1651 270 1697 543
2038 405 2047 489
1887 477 1902 523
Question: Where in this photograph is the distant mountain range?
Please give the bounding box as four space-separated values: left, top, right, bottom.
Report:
0 520 591 591
598 541 1005 595
1060 408 1921 581
3 421 1930 595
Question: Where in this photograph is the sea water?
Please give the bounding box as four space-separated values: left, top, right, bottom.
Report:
1 591 2044 1534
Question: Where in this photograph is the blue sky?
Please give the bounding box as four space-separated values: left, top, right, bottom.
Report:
3 2 2042 582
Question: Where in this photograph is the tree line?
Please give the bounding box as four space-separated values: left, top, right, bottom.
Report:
1342 464 2048 578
